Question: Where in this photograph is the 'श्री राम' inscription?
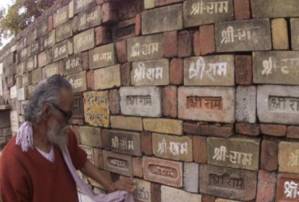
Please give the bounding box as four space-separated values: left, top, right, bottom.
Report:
190 0 229 15
220 25 259 44
186 96 223 110
126 95 152 106
208 173 244 190
268 96 299 113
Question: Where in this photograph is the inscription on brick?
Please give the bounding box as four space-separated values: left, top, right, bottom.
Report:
83 91 109 127
257 85 299 124
53 40 73 61
183 0 233 27
184 55 234 86
65 55 83 74
143 156 183 187
207 137 260 170
73 6 101 31
178 87 235 123
67 71 87 92
120 87 161 117
142 4 183 35
74 29 95 53
55 22 72 43
215 19 271 52
200 165 257 201
277 174 299 201
102 129 141 156
253 51 299 85
153 133 192 161
133 179 152 202
127 34 164 62
103 150 133 176
74 0 94 14
89 44 116 69
132 59 169 86
279 142 299 174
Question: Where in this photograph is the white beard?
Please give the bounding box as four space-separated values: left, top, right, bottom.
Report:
47 124 69 149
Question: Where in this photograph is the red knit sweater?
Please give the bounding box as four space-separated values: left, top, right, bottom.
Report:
0 129 87 202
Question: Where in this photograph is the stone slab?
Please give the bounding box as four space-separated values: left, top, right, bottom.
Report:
178 87 235 123
184 55 234 86
120 87 161 117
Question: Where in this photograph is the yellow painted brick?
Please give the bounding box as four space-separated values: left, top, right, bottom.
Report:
144 0 155 9
272 18 289 50
143 118 183 135
110 116 143 131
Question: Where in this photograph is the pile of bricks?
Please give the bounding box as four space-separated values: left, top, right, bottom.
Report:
1 0 299 201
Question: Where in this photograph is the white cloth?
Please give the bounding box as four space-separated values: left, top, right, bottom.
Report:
36 146 55 162
16 122 135 202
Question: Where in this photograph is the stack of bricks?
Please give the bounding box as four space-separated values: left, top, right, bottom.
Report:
2 0 299 201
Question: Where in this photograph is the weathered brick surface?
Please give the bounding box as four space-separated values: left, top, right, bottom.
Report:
256 170 276 202
279 141 299 174
261 139 278 171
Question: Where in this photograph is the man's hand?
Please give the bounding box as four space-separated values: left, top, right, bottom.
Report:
112 178 135 193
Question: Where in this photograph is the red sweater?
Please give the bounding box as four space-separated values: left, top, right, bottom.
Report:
0 129 87 202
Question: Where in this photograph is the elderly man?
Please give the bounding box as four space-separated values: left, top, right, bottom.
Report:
0 75 134 202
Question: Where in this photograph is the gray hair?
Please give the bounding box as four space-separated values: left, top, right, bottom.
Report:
24 74 72 123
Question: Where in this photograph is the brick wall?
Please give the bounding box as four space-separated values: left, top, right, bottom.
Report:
1 0 299 201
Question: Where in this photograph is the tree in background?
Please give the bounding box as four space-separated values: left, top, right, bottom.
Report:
0 0 55 47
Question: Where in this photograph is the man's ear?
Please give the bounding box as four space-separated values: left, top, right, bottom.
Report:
42 103 51 119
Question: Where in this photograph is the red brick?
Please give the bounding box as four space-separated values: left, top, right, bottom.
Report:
95 26 111 45
163 31 178 58
101 2 118 24
235 55 252 85
151 183 161 202
235 122 260 136
133 157 143 177
115 40 127 63
135 14 141 36
169 58 183 85
141 131 152 155
184 122 233 137
155 0 182 6
287 126 299 139
178 30 192 57
193 31 200 56
193 136 207 163
234 0 251 20
48 15 53 31
81 51 89 70
120 63 131 86
256 170 276 202
202 195 216 202
260 124 287 137
108 89 120 114
162 86 177 118
198 25 215 55
86 70 95 90
261 139 278 171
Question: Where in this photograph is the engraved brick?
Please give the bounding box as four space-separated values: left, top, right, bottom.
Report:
207 137 260 170
153 133 192 161
257 85 299 124
178 31 192 58
252 0 299 18
162 86 177 118
276 173 299 201
279 141 299 174
261 139 278 171
65 54 87 75
55 22 72 43
93 65 121 90
103 150 133 176
73 6 101 32
215 19 271 52
42 62 64 79
78 126 102 147
66 71 87 92
183 0 234 27
102 129 141 156
184 55 234 86
143 118 183 135
143 156 183 187
183 162 199 193
178 87 235 123
131 59 169 86
161 185 201 202
111 116 143 131
236 86 256 123
53 40 73 61
170 58 183 85
120 87 161 117
127 34 164 62
74 29 95 53
234 0 251 20
272 18 289 50
133 178 156 202
89 43 116 69
235 55 252 85
200 164 257 201
142 4 183 35
83 91 110 127
253 51 299 85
